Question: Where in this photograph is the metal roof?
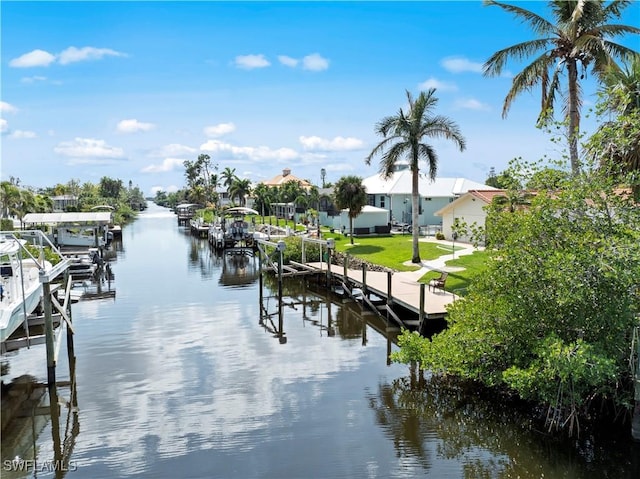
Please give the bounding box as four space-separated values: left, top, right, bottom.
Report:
22 212 112 225
362 170 496 197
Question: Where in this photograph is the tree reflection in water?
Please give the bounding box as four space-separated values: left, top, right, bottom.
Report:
368 376 639 478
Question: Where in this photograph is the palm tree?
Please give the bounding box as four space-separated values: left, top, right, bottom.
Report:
252 183 273 222
483 0 640 176
221 167 237 190
229 178 252 206
366 89 466 263
594 55 640 200
333 176 367 245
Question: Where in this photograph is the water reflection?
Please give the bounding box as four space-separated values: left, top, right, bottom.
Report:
1 361 79 478
369 376 640 478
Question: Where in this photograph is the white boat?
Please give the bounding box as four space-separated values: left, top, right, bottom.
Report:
56 226 107 248
0 238 49 343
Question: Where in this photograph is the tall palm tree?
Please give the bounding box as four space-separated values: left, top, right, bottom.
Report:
229 178 252 206
366 89 466 263
333 175 368 245
483 0 640 175
221 167 237 191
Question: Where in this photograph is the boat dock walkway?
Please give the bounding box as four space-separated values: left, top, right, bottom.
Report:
297 261 457 322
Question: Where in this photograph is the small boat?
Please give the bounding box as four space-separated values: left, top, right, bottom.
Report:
221 207 260 250
0 237 50 343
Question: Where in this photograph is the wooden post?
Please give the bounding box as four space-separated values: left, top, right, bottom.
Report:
43 281 56 387
418 283 425 331
277 248 283 305
258 248 263 313
301 237 306 264
343 252 348 279
386 271 393 306
362 263 367 296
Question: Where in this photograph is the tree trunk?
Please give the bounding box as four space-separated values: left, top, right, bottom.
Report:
349 216 354 245
411 168 421 263
567 60 581 176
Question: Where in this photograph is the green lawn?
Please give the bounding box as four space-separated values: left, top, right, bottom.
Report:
322 232 465 272
418 250 489 296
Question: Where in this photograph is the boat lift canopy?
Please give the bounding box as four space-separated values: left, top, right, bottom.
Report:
225 207 260 216
22 212 112 226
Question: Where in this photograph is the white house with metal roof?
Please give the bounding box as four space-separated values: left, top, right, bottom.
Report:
362 163 496 229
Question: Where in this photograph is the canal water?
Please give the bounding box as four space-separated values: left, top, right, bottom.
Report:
2 203 639 478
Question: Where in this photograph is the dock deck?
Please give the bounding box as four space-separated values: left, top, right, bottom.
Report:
299 261 457 319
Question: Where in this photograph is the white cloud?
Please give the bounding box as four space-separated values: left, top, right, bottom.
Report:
454 98 491 111
278 55 298 68
200 139 298 161
9 130 37 139
204 122 236 137
21 75 48 84
54 138 125 163
151 184 179 195
141 158 185 173
0 101 18 113
0 119 8 133
418 77 458 92
441 56 484 74
302 53 329 71
150 143 197 158
117 119 156 133
9 46 125 68
299 135 364 151
234 54 270 69
9 49 56 68
58 46 126 65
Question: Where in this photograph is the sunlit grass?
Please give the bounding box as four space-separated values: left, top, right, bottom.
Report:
322 233 464 272
418 250 489 296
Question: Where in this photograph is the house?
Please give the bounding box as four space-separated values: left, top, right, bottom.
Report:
362 163 496 230
434 189 506 242
327 205 391 235
261 168 312 190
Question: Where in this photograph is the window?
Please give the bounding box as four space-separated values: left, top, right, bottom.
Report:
380 196 385 208
368 195 375 206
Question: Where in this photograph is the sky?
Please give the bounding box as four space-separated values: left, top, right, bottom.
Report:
1 1 639 197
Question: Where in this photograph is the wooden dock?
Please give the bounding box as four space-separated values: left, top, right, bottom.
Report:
301 261 456 318
256 237 456 333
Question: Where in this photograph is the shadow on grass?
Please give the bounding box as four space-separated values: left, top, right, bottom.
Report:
344 245 384 254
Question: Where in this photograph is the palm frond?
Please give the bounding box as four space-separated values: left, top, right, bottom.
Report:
417 144 438 180
380 141 411 178
483 39 553 77
484 0 557 35
503 52 555 117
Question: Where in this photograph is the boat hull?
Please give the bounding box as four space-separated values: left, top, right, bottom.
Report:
0 282 43 343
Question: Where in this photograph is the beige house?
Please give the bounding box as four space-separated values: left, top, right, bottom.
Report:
434 190 505 242
261 168 311 189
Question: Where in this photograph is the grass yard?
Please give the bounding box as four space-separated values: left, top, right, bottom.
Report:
322 232 464 272
418 250 489 296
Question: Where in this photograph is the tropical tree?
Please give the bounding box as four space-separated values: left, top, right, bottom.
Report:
228 178 252 206
333 175 367 245
221 167 237 191
392 165 640 436
483 0 640 175
0 181 21 218
590 55 640 200
366 88 466 263
252 183 273 220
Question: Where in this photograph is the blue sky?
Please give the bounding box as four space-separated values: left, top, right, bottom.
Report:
1 1 638 196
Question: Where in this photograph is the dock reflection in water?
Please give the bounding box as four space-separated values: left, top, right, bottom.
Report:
1 203 638 479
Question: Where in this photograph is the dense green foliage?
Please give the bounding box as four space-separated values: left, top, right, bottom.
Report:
392 168 640 435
